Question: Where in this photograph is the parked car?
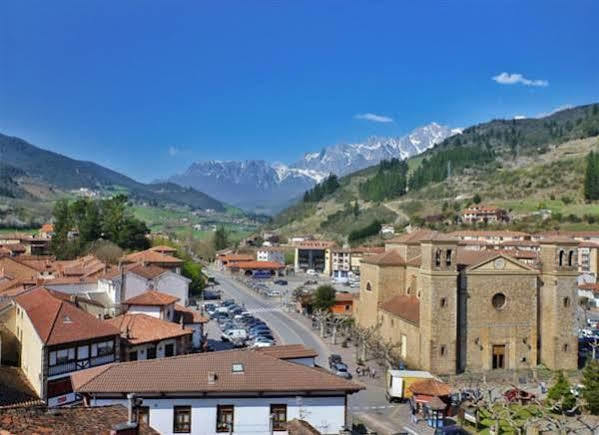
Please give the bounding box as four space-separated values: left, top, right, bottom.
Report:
304 280 318 286
203 303 216 315
251 340 274 348
332 362 348 372
306 269 317 276
334 366 352 379
274 279 288 285
222 329 248 342
328 354 342 369
267 290 281 297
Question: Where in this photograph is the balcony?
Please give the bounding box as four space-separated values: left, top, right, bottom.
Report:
48 353 115 377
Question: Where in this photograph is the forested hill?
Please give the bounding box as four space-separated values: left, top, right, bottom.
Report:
0 133 225 211
269 103 599 241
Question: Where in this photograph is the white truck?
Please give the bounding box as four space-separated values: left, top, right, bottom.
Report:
386 369 436 402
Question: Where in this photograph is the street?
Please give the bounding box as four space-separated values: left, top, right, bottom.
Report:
207 269 419 434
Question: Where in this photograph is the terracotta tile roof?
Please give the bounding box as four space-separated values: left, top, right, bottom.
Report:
361 249 405 266
129 264 167 279
334 292 355 302
408 379 452 396
499 240 539 247
227 260 285 270
0 257 40 281
15 287 119 346
255 344 318 360
40 223 54 233
150 245 178 253
351 246 385 255
495 249 538 260
456 249 499 266
174 304 209 324
380 295 420 325
579 241 599 248
579 283 599 291
538 236 579 245
105 313 192 345
123 249 183 265
388 229 438 245
123 290 179 306
538 230 599 239
450 230 530 238
221 254 254 262
0 405 157 434
72 349 363 394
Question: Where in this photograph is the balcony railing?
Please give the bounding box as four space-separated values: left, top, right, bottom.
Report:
48 353 115 376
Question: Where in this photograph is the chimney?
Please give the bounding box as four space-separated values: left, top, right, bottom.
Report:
208 371 217 385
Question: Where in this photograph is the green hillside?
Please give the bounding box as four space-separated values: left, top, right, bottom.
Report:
0 133 225 211
270 103 599 241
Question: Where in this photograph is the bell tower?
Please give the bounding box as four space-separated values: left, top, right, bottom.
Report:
419 233 459 374
538 237 578 370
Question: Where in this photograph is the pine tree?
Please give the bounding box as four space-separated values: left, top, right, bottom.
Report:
547 371 576 413
582 360 599 415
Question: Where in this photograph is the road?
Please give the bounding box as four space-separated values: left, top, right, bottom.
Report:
208 269 391 414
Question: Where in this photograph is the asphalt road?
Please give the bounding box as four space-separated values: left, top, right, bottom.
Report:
208 269 391 414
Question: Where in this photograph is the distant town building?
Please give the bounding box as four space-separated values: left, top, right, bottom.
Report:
256 246 285 265
294 241 337 275
380 224 395 236
461 205 509 224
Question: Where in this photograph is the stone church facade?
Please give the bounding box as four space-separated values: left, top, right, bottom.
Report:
354 230 578 375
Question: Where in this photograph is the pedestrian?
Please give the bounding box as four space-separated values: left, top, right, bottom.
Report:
371 367 376 379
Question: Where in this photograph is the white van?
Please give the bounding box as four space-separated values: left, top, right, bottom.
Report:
223 329 247 341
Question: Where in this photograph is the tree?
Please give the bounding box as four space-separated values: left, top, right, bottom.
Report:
584 151 599 201
313 285 336 311
547 371 576 413
181 260 205 297
473 193 482 204
582 359 599 415
213 225 229 251
89 240 123 265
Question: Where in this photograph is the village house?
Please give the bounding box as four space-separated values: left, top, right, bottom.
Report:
256 246 285 265
0 287 120 406
39 223 55 239
460 205 509 224
173 303 209 350
71 348 362 434
225 260 285 278
355 230 579 375
330 292 355 316
105 312 193 361
122 290 179 322
122 248 184 273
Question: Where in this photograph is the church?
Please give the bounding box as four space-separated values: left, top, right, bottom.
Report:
354 230 579 375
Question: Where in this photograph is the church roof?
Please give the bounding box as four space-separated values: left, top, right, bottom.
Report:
361 249 405 266
380 295 419 325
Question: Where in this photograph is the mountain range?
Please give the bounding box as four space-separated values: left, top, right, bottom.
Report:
0 133 225 211
168 123 459 213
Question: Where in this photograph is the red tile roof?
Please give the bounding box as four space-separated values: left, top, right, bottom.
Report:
72 349 363 394
150 245 178 253
123 290 179 306
123 250 183 265
174 304 209 324
15 287 119 346
361 249 405 266
296 241 337 249
255 344 318 360
228 260 285 270
0 405 157 434
380 295 420 325
105 313 192 345
409 379 452 396
334 292 355 302
129 264 167 279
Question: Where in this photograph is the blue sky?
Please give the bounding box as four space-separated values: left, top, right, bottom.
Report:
1 1 598 182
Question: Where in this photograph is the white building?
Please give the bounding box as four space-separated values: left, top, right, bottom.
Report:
72 347 362 435
256 247 285 265
98 264 191 310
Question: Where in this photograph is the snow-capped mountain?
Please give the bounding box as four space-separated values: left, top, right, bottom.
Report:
293 123 459 176
168 123 458 213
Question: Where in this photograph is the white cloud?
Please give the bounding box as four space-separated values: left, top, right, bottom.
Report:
168 146 180 156
354 113 394 123
514 115 527 120
492 72 548 87
535 104 573 119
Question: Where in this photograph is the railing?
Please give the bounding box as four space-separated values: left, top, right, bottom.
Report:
48 353 115 376
91 353 115 366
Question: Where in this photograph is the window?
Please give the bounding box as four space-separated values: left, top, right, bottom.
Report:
47 378 73 397
77 345 89 360
558 250 565 266
50 348 75 366
568 250 574 267
216 405 234 432
129 351 138 361
563 297 571 308
445 249 452 266
92 340 114 357
165 343 175 357
173 406 191 433
440 345 446 356
270 404 287 431
492 293 507 310
366 282 372 291
137 406 150 425
440 297 447 308
563 344 569 352
147 346 157 360
435 249 441 267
